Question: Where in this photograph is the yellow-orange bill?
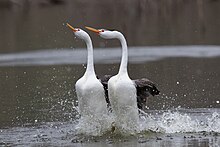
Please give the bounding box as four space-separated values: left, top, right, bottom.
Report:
85 26 100 33
66 23 77 32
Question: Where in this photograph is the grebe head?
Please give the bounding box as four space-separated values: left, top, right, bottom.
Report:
66 23 89 40
85 26 118 39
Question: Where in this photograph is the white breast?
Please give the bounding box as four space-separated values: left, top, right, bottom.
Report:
108 74 139 132
75 76 108 118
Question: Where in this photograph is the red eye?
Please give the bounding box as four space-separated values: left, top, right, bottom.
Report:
101 29 104 32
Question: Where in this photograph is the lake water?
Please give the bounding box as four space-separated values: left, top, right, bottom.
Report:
0 46 220 146
1 0 220 146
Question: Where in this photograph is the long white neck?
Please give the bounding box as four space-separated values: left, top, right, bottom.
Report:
116 32 128 75
84 36 96 77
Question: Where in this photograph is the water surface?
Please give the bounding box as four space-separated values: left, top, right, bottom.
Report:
1 0 220 146
0 46 220 146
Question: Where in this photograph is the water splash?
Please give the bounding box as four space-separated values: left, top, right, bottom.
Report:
72 108 220 137
139 109 220 134
75 114 114 136
1 108 220 146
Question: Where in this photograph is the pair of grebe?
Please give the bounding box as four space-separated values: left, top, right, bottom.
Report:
66 23 159 131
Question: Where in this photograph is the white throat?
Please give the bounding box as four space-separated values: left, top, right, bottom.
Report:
83 36 96 77
115 32 128 76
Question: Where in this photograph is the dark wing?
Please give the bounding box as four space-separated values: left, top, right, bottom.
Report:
97 75 113 107
134 78 160 109
97 75 160 110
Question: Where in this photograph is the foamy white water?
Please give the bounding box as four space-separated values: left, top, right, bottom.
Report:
140 109 220 134
0 45 219 66
1 109 220 135
74 108 220 136
1 108 220 146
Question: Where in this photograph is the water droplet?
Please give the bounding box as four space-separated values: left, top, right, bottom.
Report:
216 101 219 104
35 119 38 123
82 64 86 69
176 81 179 85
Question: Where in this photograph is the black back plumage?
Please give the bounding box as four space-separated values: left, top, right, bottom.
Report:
98 75 160 110
97 75 112 107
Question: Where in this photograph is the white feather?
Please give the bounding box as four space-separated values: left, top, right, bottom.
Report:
76 75 108 117
100 30 140 132
108 73 139 131
72 28 108 119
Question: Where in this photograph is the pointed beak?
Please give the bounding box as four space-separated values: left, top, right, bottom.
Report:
85 26 100 34
66 23 77 32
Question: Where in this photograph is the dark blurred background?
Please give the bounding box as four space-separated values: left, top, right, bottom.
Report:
1 0 220 53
